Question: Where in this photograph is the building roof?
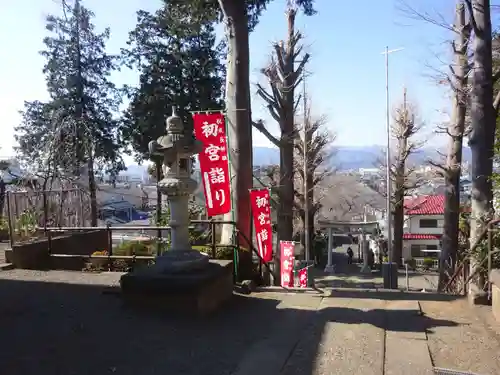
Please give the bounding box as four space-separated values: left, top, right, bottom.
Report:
403 233 441 240
404 195 444 215
100 199 135 210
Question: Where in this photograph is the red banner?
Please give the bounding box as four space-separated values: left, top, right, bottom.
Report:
250 188 273 263
298 267 308 288
280 241 295 288
193 112 231 216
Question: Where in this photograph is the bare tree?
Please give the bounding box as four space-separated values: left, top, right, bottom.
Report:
384 89 423 265
253 6 309 250
428 2 471 291
294 108 335 249
399 0 500 289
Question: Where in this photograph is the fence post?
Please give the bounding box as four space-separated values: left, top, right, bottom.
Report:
47 230 52 255
210 219 216 259
6 192 14 248
405 263 409 291
107 224 113 271
488 221 492 301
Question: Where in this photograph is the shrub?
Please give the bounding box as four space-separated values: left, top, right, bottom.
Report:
92 250 109 257
422 257 435 270
114 240 154 256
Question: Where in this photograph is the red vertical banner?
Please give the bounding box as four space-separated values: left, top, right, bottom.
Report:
298 267 308 288
280 241 295 288
193 112 231 216
249 188 273 263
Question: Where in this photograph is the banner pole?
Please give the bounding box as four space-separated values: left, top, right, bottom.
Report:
223 111 238 279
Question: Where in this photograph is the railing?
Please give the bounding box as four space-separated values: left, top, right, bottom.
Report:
44 220 233 260
413 258 439 270
41 219 278 282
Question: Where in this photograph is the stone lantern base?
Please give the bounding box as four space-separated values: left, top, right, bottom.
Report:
120 259 234 316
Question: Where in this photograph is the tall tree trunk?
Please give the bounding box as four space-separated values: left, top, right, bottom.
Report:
218 0 253 279
467 0 495 290
392 187 404 266
439 1 469 291
0 179 6 222
87 151 98 226
155 159 162 241
392 111 408 266
278 8 297 247
306 171 314 252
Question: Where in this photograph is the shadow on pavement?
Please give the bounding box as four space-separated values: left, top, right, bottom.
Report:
327 288 462 302
0 274 464 375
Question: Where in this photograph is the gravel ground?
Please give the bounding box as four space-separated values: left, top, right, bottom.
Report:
0 270 299 375
421 299 500 375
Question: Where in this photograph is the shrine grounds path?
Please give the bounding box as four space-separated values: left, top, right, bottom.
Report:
1 269 500 375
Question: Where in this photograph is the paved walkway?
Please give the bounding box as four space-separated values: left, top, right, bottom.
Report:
0 270 499 374
313 251 439 292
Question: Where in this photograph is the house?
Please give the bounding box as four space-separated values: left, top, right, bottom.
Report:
402 195 444 261
98 198 149 223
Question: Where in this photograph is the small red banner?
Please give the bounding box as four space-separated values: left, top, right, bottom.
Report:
193 112 231 217
250 188 273 263
280 241 295 288
298 267 308 288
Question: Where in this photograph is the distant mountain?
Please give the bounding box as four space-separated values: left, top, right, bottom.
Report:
119 145 472 177
252 145 472 171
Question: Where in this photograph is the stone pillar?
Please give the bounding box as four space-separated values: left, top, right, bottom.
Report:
324 227 334 273
360 230 371 273
168 194 191 251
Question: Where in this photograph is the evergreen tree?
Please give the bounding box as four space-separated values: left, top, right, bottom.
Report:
120 0 224 245
15 0 124 225
121 1 225 157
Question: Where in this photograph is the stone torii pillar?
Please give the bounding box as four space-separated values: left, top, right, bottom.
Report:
324 227 334 273
360 229 372 273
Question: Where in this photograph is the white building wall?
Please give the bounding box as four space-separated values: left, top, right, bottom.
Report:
403 239 441 259
408 215 444 234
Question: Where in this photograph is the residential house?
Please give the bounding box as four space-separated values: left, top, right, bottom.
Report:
402 195 444 261
98 198 149 223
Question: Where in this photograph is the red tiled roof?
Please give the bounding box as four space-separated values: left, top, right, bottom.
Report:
404 195 445 215
403 233 441 240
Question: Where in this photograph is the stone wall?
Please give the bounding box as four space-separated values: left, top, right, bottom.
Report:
8 230 109 270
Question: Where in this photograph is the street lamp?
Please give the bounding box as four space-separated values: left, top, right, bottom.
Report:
380 46 404 265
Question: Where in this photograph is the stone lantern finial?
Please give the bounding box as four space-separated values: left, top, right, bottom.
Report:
166 106 183 135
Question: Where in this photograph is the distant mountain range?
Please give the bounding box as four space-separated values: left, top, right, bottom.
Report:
252 145 472 171
120 145 472 176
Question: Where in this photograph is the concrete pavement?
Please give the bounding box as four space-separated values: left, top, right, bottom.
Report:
1 270 499 374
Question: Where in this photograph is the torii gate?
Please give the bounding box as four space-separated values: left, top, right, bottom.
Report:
318 220 380 273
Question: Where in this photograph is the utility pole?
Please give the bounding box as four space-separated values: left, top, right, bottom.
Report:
303 71 310 263
381 46 404 264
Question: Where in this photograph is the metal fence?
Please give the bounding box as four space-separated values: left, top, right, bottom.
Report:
4 189 90 241
42 219 276 280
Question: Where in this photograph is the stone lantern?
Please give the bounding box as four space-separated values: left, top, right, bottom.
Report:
145 106 207 272
120 107 234 315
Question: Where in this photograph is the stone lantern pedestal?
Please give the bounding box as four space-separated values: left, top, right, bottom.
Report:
120 108 233 315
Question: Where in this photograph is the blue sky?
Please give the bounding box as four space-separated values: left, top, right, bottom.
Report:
0 0 470 161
